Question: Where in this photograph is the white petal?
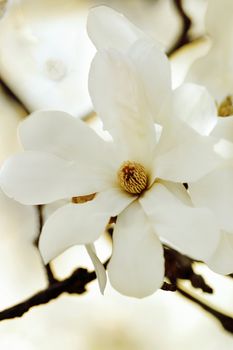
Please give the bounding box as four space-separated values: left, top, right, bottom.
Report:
189 163 233 233
87 6 144 53
207 232 233 275
108 201 164 298
186 0 233 101
211 116 233 143
140 182 220 261
89 49 157 167
128 38 172 125
173 83 217 135
0 151 112 205
0 188 39 242
159 180 192 207
19 110 114 168
85 243 107 294
154 120 221 182
213 139 233 159
39 188 134 263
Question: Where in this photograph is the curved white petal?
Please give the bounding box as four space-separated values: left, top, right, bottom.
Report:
108 201 164 298
128 38 172 125
39 188 134 263
87 6 144 53
186 1 233 101
213 139 233 159
154 121 221 182
186 51 233 102
189 163 233 233
89 49 157 167
0 188 39 242
140 182 220 261
207 232 233 275
211 116 233 143
173 83 217 135
0 151 112 205
19 110 115 168
159 180 192 207
85 243 107 294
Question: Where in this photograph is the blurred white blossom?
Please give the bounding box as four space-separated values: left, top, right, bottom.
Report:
186 0 233 102
176 0 233 275
188 116 233 274
0 0 95 116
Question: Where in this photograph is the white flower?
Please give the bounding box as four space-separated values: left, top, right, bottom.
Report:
186 0 233 103
178 0 233 274
186 116 233 275
177 0 233 274
0 6 222 298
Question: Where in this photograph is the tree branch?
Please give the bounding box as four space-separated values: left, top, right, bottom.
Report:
0 237 232 334
35 205 58 286
0 77 29 114
0 267 96 321
164 247 213 294
176 286 233 333
167 0 192 56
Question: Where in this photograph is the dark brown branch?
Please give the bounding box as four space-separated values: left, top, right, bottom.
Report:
45 263 58 285
35 205 57 285
177 287 233 333
0 77 29 114
0 242 232 334
164 247 213 294
0 267 96 321
167 0 192 56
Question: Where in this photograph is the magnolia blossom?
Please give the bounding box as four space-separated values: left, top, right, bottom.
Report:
186 0 233 104
186 116 233 275
0 6 223 298
178 0 233 274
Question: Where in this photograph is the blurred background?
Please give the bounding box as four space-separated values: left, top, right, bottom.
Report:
0 0 232 349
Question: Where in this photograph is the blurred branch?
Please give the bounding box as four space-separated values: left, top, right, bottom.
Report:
0 77 29 115
0 267 96 321
164 247 213 293
35 205 57 286
177 287 233 333
165 247 233 333
167 0 192 56
0 247 232 333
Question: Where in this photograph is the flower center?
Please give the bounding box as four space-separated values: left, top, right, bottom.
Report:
117 161 148 195
218 95 233 117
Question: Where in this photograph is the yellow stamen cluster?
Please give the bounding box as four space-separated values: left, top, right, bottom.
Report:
218 95 233 117
117 161 148 195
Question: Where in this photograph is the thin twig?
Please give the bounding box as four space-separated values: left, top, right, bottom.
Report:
0 77 29 115
35 205 57 285
0 267 96 321
176 286 233 333
164 247 213 294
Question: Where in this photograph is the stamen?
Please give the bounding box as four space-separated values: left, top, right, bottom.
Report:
218 95 233 117
72 193 96 204
117 161 148 195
